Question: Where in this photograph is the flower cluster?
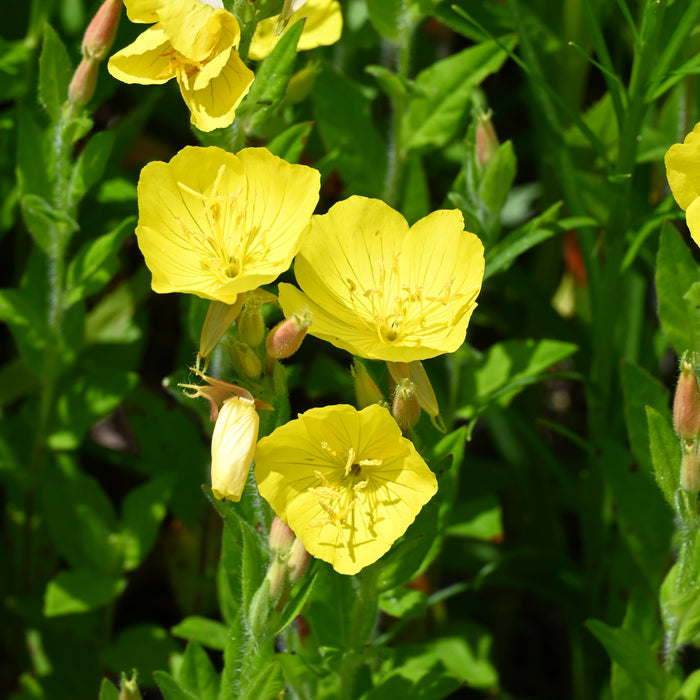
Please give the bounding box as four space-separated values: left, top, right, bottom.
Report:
110 0 486 575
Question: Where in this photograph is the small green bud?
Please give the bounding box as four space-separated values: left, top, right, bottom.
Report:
228 340 262 379
237 293 266 348
476 111 498 167
681 439 700 494
119 672 142 700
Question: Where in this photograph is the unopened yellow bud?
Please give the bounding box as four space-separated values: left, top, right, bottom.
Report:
287 537 310 583
392 378 421 432
210 396 259 502
674 352 700 441
68 57 99 107
351 359 384 409
199 298 245 362
82 0 122 61
681 439 700 494
266 312 311 361
237 294 266 348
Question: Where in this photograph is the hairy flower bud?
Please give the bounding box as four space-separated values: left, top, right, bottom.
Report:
68 58 99 107
211 396 259 502
681 439 700 494
351 359 384 409
287 538 311 583
476 111 499 167
266 312 311 361
392 378 421 432
674 352 700 440
82 0 122 61
237 294 266 348
269 516 295 555
228 341 262 379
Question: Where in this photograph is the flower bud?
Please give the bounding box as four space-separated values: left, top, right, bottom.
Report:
269 516 295 555
228 341 262 379
476 112 498 167
266 312 311 361
119 672 142 700
265 559 287 600
681 439 700 494
387 361 439 417
199 298 245 362
351 359 384 409
674 352 700 441
392 378 421 432
287 537 311 583
68 58 99 107
82 0 122 61
275 0 308 34
237 294 266 348
210 396 259 502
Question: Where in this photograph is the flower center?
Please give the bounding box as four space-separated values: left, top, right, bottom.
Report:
307 446 383 550
344 249 471 346
175 165 271 285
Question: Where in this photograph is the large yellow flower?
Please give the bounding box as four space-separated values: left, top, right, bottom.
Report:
108 0 254 131
248 0 342 62
135 145 321 303
255 404 437 575
665 121 700 246
278 196 485 362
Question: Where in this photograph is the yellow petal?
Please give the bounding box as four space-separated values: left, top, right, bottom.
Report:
211 396 259 502
179 50 254 132
255 404 437 575
123 0 159 23
665 121 700 211
108 27 175 85
687 197 700 248
249 0 342 61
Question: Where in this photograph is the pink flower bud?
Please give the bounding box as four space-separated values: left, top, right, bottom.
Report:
269 516 295 555
82 0 122 61
476 112 499 167
68 57 99 108
674 353 700 440
287 538 311 583
266 312 311 361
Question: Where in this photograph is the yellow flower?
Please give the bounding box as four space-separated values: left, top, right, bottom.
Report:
255 403 438 575
278 196 485 362
665 121 700 246
108 0 254 131
211 395 259 501
248 0 342 62
135 145 321 303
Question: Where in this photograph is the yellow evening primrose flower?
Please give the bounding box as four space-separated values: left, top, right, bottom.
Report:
108 0 254 132
278 196 485 362
665 121 700 246
255 403 438 575
248 0 342 62
135 145 321 303
211 395 259 501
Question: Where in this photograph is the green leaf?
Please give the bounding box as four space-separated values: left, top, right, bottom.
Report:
44 569 126 616
266 122 312 163
646 406 681 513
98 679 119 700
21 193 78 253
674 669 700 699
483 202 566 281
587 620 666 690
622 361 669 475
479 140 516 213
121 475 172 570
177 642 220 700
16 105 51 202
38 25 72 122
241 20 304 133
313 64 387 196
154 672 199 700
271 567 318 636
238 661 284 700
69 130 115 204
366 0 402 39
65 217 135 306
447 495 503 541
171 616 228 651
379 587 428 619
455 339 578 419
656 223 700 355
48 370 139 450
403 37 516 153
